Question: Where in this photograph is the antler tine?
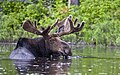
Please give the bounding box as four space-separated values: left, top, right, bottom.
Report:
34 20 37 28
69 15 72 19
42 26 51 34
23 19 60 37
55 16 85 37
76 23 80 28
68 17 74 31
48 19 59 33
72 21 85 33
74 18 78 25
79 21 85 30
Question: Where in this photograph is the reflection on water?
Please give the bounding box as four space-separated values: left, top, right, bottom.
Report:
12 58 71 75
0 59 71 75
0 44 120 75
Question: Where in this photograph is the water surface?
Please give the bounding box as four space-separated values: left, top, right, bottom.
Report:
0 44 120 75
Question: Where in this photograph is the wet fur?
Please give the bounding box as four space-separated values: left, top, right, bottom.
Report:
10 37 72 59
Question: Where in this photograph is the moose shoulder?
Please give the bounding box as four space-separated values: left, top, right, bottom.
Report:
9 16 85 59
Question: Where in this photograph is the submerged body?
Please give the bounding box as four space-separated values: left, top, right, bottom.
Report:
9 37 72 59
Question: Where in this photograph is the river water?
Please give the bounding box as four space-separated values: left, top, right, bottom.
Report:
0 44 120 75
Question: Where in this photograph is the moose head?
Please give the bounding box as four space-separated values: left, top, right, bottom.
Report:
9 16 85 59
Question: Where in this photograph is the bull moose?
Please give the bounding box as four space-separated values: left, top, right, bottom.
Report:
9 16 85 59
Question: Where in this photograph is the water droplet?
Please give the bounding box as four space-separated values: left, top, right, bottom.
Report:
57 65 61 68
20 69 24 72
60 63 64 65
20 73 24 75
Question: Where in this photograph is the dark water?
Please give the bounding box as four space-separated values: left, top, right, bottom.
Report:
0 44 120 75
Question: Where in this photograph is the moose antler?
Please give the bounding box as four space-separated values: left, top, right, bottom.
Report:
23 19 59 37
23 20 42 35
55 16 85 37
22 16 85 38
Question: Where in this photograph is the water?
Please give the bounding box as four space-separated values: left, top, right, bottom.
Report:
0 44 120 75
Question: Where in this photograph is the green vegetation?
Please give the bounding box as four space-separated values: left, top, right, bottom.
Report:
0 0 120 46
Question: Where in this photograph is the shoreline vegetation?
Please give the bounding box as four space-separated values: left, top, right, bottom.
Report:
0 0 120 46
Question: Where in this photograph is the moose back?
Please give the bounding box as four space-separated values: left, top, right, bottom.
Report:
9 16 85 59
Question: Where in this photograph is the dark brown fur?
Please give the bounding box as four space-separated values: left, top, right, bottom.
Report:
14 37 72 59
9 16 84 59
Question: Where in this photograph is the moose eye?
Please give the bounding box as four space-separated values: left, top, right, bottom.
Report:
49 39 54 44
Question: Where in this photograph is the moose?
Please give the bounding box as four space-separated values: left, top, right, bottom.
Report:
9 16 85 59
